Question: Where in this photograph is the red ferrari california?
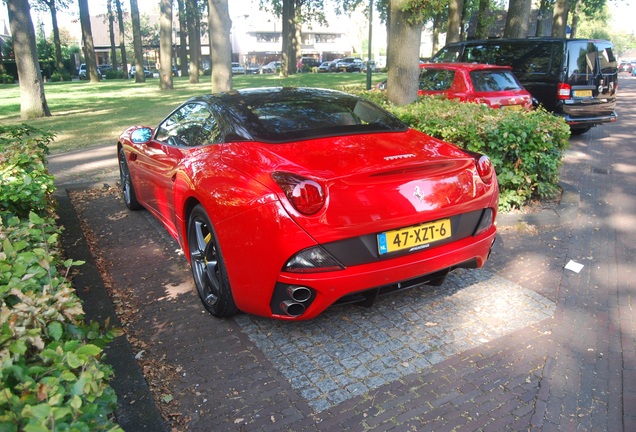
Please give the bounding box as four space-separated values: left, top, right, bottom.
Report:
117 87 498 320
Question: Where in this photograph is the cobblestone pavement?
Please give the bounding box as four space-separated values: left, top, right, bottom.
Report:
53 75 636 431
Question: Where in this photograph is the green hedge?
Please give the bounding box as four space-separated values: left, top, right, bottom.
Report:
1 125 123 432
358 92 571 212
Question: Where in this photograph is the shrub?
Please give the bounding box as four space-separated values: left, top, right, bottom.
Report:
0 74 14 84
0 125 56 219
356 92 571 212
49 71 72 82
0 124 124 431
105 70 126 80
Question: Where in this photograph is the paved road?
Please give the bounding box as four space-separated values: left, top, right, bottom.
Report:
52 76 635 431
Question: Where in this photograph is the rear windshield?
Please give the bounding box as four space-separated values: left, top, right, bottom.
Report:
226 89 408 142
469 70 523 91
566 41 617 84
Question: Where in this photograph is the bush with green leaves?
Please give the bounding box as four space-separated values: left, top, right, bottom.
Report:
357 92 571 212
0 125 56 219
49 71 72 82
1 124 124 431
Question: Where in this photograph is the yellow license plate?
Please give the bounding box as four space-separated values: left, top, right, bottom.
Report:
378 219 452 255
574 90 593 97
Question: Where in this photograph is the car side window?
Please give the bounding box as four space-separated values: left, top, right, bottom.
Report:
420 69 455 91
155 103 215 147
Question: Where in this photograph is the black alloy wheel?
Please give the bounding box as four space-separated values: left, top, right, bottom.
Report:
118 148 142 210
187 205 238 317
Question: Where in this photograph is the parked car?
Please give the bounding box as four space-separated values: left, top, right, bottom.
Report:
261 61 281 74
334 57 364 72
317 61 332 72
231 62 246 74
432 37 618 134
377 63 533 110
78 63 102 80
117 87 498 320
130 65 153 79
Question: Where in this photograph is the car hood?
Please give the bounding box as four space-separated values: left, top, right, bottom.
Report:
221 129 496 242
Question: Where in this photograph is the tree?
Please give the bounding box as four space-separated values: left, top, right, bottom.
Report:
386 0 422 106
552 0 570 37
130 0 146 82
474 0 490 39
34 0 68 72
6 0 51 119
186 0 201 83
176 0 189 77
78 0 99 82
159 0 174 89
106 0 118 70
446 0 463 43
208 0 232 92
281 0 296 77
114 0 128 77
503 0 532 37
535 0 554 36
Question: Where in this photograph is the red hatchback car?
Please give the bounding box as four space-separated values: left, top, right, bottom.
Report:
418 63 533 109
117 88 498 320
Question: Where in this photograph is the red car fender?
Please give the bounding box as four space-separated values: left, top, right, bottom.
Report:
171 163 280 257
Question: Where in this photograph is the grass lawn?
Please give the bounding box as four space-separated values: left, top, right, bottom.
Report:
0 72 387 154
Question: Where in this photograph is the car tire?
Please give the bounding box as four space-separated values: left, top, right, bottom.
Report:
118 148 143 211
187 205 239 317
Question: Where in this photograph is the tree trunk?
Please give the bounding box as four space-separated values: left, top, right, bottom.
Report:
130 0 146 82
159 0 174 90
387 0 422 106
503 0 531 38
208 0 232 92
115 0 128 78
107 0 118 70
78 0 100 82
569 0 581 38
186 0 200 83
475 0 490 39
431 12 441 57
535 0 552 36
551 0 570 38
446 0 463 44
6 0 50 118
43 0 64 71
177 0 189 77
281 0 295 77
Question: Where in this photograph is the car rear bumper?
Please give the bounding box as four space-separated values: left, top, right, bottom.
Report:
268 226 497 320
561 111 617 126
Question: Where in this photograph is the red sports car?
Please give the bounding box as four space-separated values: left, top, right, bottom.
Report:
418 62 533 109
117 88 498 320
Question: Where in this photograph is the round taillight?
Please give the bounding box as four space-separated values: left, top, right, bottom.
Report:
475 155 494 184
272 172 326 215
290 179 324 215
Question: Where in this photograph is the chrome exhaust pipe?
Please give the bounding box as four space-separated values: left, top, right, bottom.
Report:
286 286 312 302
280 300 305 317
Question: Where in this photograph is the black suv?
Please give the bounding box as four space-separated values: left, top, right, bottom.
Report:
433 38 618 134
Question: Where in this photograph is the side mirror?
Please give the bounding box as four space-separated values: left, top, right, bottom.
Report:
130 127 153 144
